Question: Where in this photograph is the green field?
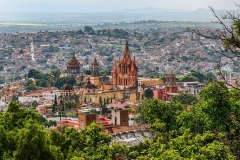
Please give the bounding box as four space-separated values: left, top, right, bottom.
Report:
0 22 47 26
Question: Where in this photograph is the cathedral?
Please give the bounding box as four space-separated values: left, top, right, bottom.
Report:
111 41 138 87
64 41 138 104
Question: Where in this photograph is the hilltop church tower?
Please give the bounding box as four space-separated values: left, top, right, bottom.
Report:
67 54 80 75
91 57 99 76
165 74 178 93
90 57 100 86
111 41 138 87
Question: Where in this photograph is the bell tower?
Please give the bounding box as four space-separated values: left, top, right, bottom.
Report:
90 57 100 86
165 74 178 93
91 57 99 76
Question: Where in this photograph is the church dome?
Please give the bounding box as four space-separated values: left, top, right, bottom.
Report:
68 54 79 65
81 77 97 89
67 54 80 75
61 82 73 90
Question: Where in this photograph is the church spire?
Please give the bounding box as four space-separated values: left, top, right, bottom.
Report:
93 57 98 66
133 56 136 65
124 38 130 59
113 60 117 73
91 57 99 76
131 61 135 73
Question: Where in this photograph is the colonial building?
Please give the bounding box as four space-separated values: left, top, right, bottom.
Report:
165 74 178 93
79 77 97 103
152 74 179 101
111 41 138 87
67 54 80 75
90 57 100 86
60 82 74 96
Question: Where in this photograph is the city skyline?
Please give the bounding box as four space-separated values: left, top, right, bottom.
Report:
0 0 237 13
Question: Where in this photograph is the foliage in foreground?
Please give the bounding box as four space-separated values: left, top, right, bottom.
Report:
1 81 240 159
0 102 126 160
135 81 238 159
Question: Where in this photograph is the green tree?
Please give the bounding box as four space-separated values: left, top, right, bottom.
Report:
179 75 199 82
136 99 184 131
31 100 38 109
84 26 95 35
26 85 38 91
84 70 91 75
27 69 42 79
11 95 18 102
15 123 64 160
77 29 83 34
143 88 153 99
26 79 33 86
52 94 57 113
159 76 166 83
55 77 76 89
171 93 198 105
49 129 72 159
136 130 234 160
51 69 61 78
99 69 111 76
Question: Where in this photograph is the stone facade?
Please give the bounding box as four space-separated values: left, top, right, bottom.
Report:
165 74 178 93
67 54 80 75
111 109 129 126
78 110 96 130
111 41 138 87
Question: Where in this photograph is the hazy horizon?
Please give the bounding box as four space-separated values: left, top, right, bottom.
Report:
0 0 237 13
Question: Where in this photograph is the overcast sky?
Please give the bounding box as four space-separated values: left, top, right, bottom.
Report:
0 0 237 12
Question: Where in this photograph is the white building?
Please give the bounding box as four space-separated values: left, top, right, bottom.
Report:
185 82 206 96
42 90 61 101
18 95 41 104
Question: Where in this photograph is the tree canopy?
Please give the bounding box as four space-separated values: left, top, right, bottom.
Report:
143 88 154 99
1 81 240 159
171 93 198 105
0 102 127 160
133 81 239 159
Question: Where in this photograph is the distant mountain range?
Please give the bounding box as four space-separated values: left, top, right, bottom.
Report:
0 8 236 24
118 7 188 13
114 8 235 22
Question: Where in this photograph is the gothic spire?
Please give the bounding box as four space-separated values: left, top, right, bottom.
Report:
113 60 117 73
133 56 136 65
131 61 135 73
124 38 130 59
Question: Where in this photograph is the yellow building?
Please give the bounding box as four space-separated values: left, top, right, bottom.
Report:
75 77 125 104
138 79 164 85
